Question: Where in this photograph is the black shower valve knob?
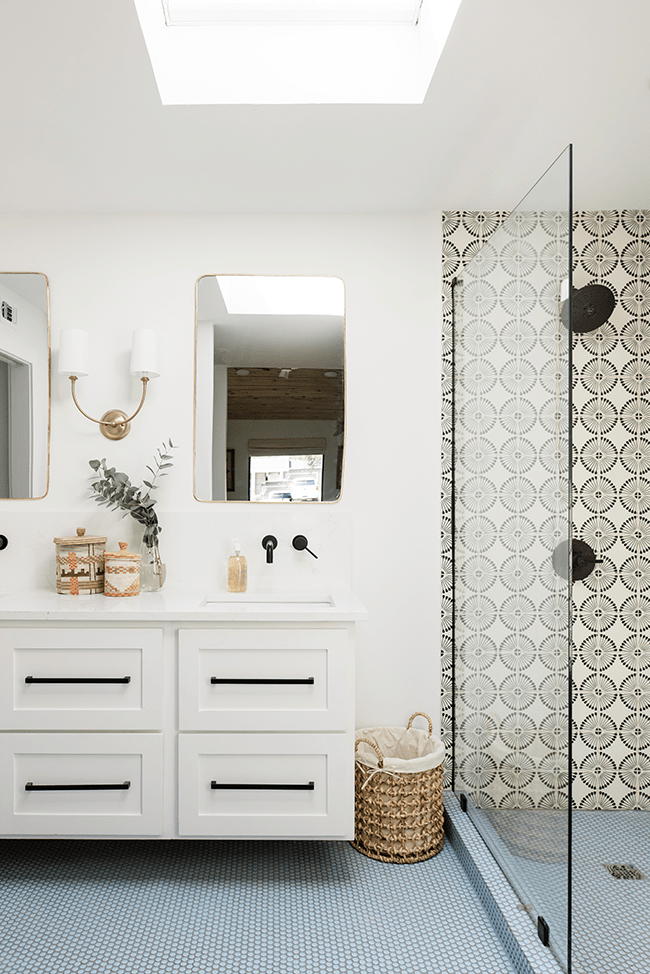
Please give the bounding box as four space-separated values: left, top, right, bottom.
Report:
576 553 603 568
552 539 603 583
571 540 603 581
0 535 8 551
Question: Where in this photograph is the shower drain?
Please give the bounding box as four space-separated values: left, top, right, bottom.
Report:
604 863 645 880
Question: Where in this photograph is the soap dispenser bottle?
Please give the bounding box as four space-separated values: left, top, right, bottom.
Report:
227 539 247 593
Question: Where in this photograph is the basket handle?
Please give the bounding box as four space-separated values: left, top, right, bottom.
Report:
407 712 433 737
355 737 384 769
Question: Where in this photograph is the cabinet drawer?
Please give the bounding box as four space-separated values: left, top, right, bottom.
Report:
178 733 353 838
0 733 163 836
0 629 163 730
178 629 351 731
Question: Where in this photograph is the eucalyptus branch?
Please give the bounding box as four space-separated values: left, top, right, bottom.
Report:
88 439 176 549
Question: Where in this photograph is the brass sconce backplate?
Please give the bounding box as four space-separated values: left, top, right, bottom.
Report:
99 409 131 440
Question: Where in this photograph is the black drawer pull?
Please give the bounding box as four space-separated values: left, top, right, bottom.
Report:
25 781 131 791
210 677 314 685
211 781 315 791
25 676 131 684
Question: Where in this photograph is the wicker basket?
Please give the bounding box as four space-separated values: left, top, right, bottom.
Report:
350 712 444 864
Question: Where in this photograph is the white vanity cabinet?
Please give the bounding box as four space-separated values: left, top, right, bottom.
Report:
0 593 365 840
0 627 165 836
177 627 354 837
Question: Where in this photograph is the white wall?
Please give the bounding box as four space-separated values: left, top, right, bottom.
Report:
0 213 441 731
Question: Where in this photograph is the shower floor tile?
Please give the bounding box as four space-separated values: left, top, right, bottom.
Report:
468 807 650 974
572 811 650 974
0 837 519 974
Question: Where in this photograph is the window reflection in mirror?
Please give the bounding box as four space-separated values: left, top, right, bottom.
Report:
194 275 344 503
250 454 323 502
0 273 49 498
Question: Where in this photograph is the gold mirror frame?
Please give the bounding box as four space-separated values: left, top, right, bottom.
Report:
193 274 345 504
0 272 50 499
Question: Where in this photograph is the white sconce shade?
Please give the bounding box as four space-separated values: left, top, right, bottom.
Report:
130 328 160 378
58 328 89 377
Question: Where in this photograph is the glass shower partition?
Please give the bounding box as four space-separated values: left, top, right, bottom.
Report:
452 147 573 971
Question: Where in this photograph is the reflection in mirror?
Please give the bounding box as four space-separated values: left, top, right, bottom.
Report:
195 276 344 502
0 273 49 498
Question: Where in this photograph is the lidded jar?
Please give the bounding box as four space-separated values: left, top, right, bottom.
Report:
54 527 107 595
104 542 141 598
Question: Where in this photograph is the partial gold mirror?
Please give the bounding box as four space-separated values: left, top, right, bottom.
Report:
194 275 344 502
0 273 49 498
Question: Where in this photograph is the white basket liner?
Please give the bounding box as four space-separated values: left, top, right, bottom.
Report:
355 724 444 773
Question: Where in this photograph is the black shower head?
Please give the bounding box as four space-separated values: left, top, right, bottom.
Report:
561 283 616 334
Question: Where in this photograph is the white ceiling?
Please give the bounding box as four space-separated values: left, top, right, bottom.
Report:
0 0 648 213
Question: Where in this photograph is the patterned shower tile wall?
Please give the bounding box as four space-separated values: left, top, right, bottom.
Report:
440 213 508 782
451 208 572 811
441 210 650 811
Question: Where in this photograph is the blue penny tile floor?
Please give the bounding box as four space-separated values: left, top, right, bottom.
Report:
0 837 519 974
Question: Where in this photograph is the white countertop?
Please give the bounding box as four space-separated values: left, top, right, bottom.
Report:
0 589 368 623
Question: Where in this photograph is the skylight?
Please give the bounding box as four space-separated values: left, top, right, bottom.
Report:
217 276 344 316
133 0 462 104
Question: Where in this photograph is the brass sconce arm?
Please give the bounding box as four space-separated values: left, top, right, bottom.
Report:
69 376 150 441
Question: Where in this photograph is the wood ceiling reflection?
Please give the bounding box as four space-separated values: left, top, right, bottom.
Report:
227 368 343 421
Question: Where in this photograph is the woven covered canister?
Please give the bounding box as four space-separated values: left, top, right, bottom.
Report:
54 527 107 595
104 542 141 598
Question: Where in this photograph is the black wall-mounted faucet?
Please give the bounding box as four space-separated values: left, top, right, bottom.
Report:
292 535 318 559
262 535 278 564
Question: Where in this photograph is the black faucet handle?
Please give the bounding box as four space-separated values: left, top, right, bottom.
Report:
292 535 318 559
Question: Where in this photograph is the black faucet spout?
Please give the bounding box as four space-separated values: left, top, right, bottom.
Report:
262 535 278 564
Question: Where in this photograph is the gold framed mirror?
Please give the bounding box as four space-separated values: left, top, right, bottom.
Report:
194 275 344 503
0 272 50 499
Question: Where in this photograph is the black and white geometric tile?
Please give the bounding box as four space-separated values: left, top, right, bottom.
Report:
442 210 650 811
446 203 571 813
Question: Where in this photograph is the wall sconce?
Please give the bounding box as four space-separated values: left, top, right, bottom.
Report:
58 328 160 440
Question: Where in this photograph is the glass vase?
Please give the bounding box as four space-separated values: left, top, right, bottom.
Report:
139 539 166 592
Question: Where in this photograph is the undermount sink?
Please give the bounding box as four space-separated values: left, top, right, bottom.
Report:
202 592 335 607
197 591 368 619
